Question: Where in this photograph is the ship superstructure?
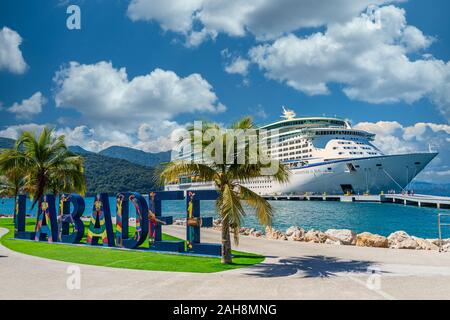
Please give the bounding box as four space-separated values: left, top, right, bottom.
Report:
165 108 437 195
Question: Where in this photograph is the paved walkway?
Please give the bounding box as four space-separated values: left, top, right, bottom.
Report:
1 226 450 300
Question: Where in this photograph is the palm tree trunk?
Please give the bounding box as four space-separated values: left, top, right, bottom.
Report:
221 217 233 264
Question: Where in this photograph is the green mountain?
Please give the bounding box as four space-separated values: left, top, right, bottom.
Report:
99 146 171 167
0 137 15 149
80 152 159 195
68 145 93 155
0 140 158 195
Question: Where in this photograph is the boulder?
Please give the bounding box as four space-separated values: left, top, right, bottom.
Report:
286 226 305 241
291 229 305 241
325 229 356 245
304 230 327 243
173 219 186 226
388 231 409 244
239 228 248 235
441 243 450 252
412 237 438 251
397 238 420 250
388 231 420 249
252 230 263 237
356 232 389 248
428 238 450 247
265 226 288 240
240 228 255 236
285 226 297 236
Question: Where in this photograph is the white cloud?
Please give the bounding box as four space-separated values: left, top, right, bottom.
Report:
354 121 450 182
249 5 450 119
126 0 396 45
225 56 250 76
56 125 137 152
0 27 28 74
0 58 225 154
0 123 46 139
127 0 203 33
54 61 225 129
44 60 225 153
55 122 185 153
135 121 185 152
7 92 46 119
0 121 181 154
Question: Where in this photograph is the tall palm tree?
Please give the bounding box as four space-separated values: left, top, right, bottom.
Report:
159 117 289 264
0 127 86 210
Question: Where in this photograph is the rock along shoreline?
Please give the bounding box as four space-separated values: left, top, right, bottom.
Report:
173 218 450 252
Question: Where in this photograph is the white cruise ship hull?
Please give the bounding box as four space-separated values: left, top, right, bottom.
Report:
165 153 437 195
271 153 437 195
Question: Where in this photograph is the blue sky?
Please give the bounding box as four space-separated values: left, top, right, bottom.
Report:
0 0 449 181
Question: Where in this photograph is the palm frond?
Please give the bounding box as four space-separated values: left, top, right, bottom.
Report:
217 183 246 244
237 185 273 226
231 116 253 130
159 161 218 186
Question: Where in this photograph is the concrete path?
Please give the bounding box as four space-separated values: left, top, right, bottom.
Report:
1 226 450 300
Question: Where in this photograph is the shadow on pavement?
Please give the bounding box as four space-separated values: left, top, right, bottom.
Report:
244 255 383 278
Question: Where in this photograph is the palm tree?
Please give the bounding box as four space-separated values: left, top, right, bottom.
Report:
159 117 289 264
0 149 26 221
0 150 25 198
0 127 86 210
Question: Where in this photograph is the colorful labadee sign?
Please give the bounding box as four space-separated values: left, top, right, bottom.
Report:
13 191 220 256
86 193 115 247
147 191 185 253
115 192 149 249
185 190 220 255
58 194 85 244
34 195 58 242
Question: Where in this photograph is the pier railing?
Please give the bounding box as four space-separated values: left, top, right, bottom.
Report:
438 212 450 252
262 193 450 209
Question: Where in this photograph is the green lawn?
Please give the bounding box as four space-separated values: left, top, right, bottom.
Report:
0 218 264 273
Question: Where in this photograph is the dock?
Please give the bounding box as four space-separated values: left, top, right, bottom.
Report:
263 193 450 209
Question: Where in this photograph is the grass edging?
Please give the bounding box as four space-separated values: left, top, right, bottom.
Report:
0 218 264 273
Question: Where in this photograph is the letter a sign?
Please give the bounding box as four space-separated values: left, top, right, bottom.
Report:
66 5 81 30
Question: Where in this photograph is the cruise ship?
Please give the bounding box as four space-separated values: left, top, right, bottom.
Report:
165 108 438 195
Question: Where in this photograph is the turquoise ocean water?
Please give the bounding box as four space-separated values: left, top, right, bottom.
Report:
0 196 447 239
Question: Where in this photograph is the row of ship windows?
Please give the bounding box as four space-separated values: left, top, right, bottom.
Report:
337 140 367 145
316 131 367 136
273 141 310 147
278 154 313 159
250 186 271 189
246 180 272 184
274 148 313 153
274 136 366 148
333 146 373 150
337 151 378 155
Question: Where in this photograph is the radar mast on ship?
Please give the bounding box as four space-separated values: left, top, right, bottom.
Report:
281 106 296 120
